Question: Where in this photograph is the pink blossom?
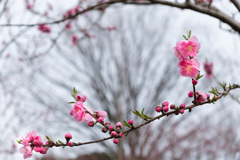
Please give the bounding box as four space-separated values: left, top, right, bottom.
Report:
178 36 200 58
34 147 47 154
174 41 185 61
70 101 85 122
20 146 32 159
38 24 51 33
82 106 93 122
178 58 200 79
203 61 213 79
195 91 207 103
34 136 43 146
22 131 36 146
97 111 107 119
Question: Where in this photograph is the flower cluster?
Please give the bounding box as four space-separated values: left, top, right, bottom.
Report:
19 131 48 159
63 6 80 19
188 91 209 103
38 24 51 33
173 33 201 79
69 94 106 123
155 101 186 115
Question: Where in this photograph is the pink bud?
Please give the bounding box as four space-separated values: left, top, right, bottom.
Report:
180 103 186 109
188 91 193 97
68 142 72 146
128 120 133 125
155 105 161 112
162 101 169 107
113 139 119 144
88 121 95 127
104 122 111 127
75 94 86 102
111 131 117 137
98 117 103 123
102 127 107 133
180 109 184 114
115 122 122 130
109 126 114 131
34 136 43 146
192 80 198 85
119 133 123 138
162 106 169 112
170 104 175 109
65 133 72 141
98 111 107 119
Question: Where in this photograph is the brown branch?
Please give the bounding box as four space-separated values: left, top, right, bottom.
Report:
40 84 240 148
230 0 240 12
1 0 239 34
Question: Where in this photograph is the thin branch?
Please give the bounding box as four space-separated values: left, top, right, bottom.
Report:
230 0 240 12
1 0 239 34
38 84 240 148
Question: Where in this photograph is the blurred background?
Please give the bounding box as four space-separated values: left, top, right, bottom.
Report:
0 0 240 159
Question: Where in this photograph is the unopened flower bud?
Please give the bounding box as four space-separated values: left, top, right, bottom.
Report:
180 109 184 114
98 117 103 123
102 127 107 133
170 104 175 109
188 91 193 97
162 106 169 112
192 80 198 85
68 142 72 146
113 139 119 144
109 126 114 131
162 101 169 107
65 133 72 142
104 122 111 127
111 131 117 137
155 105 161 112
128 120 133 125
115 122 122 130
119 133 123 138
88 121 95 127
180 103 186 109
